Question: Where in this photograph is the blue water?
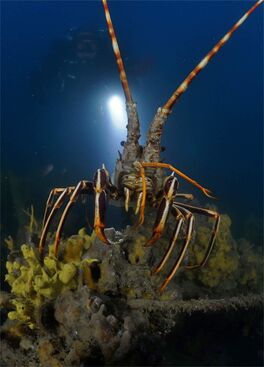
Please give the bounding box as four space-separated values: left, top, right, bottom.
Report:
1 1 263 246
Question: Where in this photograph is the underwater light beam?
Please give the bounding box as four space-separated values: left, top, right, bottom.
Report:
108 95 127 130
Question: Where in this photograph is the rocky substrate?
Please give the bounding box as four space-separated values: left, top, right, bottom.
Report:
1 289 263 367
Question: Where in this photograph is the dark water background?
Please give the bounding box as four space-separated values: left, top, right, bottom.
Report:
1 1 263 251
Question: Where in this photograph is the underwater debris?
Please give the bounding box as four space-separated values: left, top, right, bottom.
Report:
128 294 264 318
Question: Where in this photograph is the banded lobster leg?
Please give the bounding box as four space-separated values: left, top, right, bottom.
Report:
173 202 221 269
38 182 93 258
145 173 179 246
41 187 75 229
141 162 214 198
124 166 192 228
133 161 213 230
52 165 120 256
151 207 184 276
154 202 220 291
53 180 94 257
158 205 195 292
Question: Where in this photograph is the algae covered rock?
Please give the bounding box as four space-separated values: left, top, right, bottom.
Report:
54 287 148 363
4 228 97 329
2 206 263 366
185 211 262 294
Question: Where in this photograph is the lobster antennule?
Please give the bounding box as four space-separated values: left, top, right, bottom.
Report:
102 0 132 103
163 0 263 112
143 0 263 163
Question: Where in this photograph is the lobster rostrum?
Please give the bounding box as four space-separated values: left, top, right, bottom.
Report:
38 0 263 292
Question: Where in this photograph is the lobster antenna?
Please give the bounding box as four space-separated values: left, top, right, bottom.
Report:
163 0 263 112
143 0 263 163
102 0 132 103
102 0 141 166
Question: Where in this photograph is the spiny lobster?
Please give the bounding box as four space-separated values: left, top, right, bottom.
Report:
38 0 263 292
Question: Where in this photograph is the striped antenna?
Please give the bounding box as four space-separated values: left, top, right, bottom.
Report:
102 0 141 166
143 0 262 164
163 0 263 113
102 0 133 103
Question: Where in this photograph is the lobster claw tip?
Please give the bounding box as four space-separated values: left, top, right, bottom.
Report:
145 232 161 247
151 266 160 276
95 226 110 245
203 188 217 200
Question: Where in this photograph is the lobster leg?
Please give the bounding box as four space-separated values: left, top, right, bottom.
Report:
141 161 214 198
146 173 179 246
134 192 143 215
39 187 73 257
174 202 220 269
159 206 194 292
151 207 184 275
42 187 75 229
54 181 93 256
176 193 194 200
94 190 108 244
93 166 112 244
124 187 131 212
132 162 147 226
